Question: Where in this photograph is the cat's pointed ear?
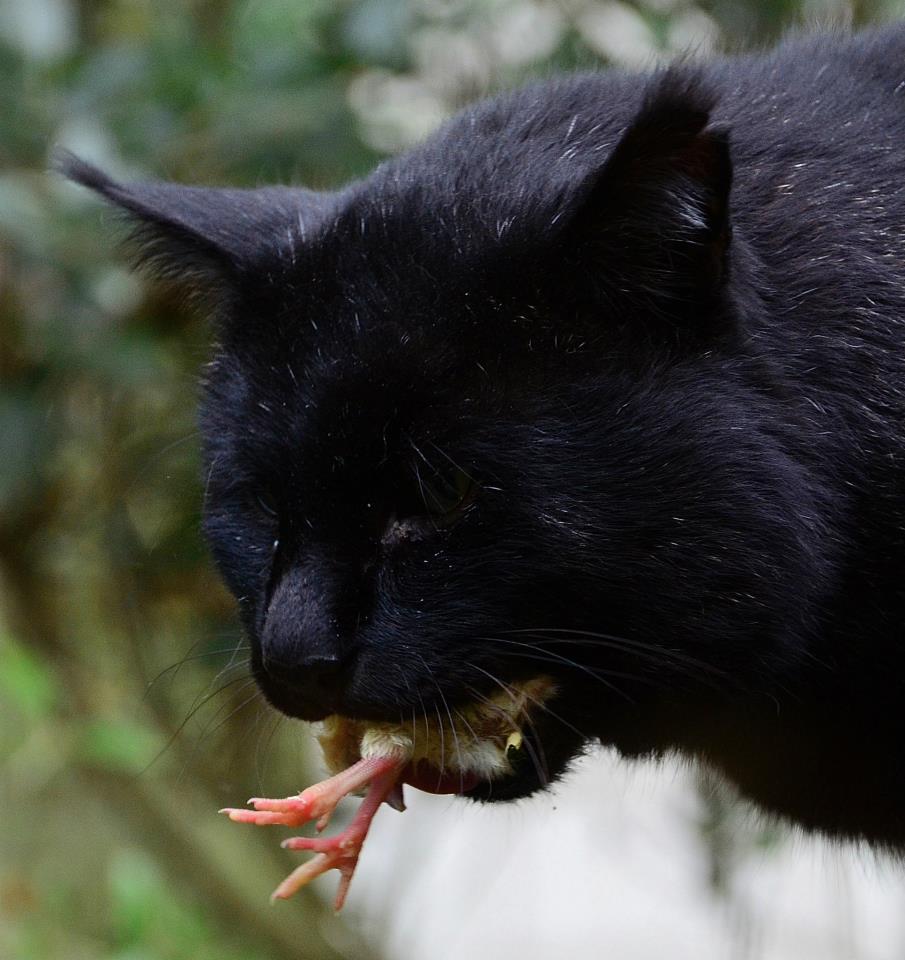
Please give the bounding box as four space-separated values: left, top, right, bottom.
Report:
54 151 313 309
562 72 732 321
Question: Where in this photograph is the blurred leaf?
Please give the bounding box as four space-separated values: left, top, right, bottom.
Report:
108 848 162 949
78 717 162 773
107 847 275 960
0 632 58 720
342 0 413 66
0 392 53 515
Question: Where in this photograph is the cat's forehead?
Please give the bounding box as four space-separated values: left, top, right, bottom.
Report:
261 202 536 365
224 291 493 438
226 205 572 447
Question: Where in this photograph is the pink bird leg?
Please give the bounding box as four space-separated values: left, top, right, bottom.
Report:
219 753 405 910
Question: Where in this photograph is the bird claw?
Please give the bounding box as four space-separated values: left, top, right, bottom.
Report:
220 753 405 910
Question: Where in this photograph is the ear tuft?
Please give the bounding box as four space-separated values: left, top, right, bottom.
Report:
55 150 248 309
54 150 328 313
53 149 119 195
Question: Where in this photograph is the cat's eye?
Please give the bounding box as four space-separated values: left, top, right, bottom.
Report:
417 464 478 523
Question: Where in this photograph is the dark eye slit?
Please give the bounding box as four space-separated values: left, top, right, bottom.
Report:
407 441 479 523
254 487 280 519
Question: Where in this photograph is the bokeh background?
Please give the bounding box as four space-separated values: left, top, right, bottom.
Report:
4 1 905 958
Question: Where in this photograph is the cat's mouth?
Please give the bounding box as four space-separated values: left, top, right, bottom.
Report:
314 674 558 801
223 674 562 909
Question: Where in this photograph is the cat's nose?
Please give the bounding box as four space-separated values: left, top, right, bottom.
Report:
259 564 353 715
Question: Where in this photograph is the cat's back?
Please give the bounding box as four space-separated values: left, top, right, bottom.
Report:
365 24 905 245
709 26 905 216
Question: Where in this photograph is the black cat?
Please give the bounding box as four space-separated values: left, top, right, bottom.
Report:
60 24 905 846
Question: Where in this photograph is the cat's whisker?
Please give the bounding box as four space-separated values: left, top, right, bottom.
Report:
516 638 731 694
393 664 415 736
204 686 264 741
201 453 222 512
520 714 548 788
123 429 202 500
490 648 673 693
425 440 477 486
465 662 589 743
432 701 447 787
255 709 286 793
408 444 445 518
183 681 264 789
461 677 549 788
181 658 254 734
184 676 260 751
502 627 731 685
139 673 255 777
415 687 431 759
478 635 634 702
219 633 253 677
453 706 481 753
146 634 209 691
178 631 255 731
449 709 488 793
143 646 251 696
436 686 466 794
496 625 721 694
412 653 436 759
210 657 253 689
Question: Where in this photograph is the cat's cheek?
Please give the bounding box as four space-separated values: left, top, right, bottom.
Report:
201 509 277 613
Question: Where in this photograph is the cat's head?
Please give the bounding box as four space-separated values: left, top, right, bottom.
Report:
60 71 832 800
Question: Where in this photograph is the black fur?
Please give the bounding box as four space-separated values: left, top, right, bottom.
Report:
60 25 905 844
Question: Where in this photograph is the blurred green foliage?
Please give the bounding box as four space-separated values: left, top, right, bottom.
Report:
1 0 903 958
